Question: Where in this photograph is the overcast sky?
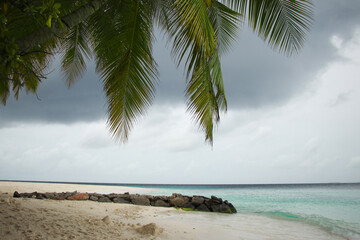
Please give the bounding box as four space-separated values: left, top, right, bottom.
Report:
1 0 360 184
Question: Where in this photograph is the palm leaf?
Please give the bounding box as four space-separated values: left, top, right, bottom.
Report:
223 0 313 55
164 0 230 144
61 21 92 87
186 51 227 144
167 0 217 75
91 0 158 142
209 0 242 54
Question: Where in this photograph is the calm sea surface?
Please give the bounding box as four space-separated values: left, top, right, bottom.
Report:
13 181 360 239
120 183 360 240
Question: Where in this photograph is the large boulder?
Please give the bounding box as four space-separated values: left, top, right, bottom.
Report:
183 202 195 210
210 203 232 213
35 193 45 199
153 200 170 207
170 197 188 207
53 195 65 200
196 204 210 212
118 193 131 201
107 194 121 200
98 196 112 202
228 202 237 213
210 195 223 204
113 197 130 204
67 193 89 200
89 194 99 201
191 196 204 207
131 195 150 206
13 191 20 198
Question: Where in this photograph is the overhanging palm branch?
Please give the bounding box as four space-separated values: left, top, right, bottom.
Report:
209 0 242 54
186 51 227 144
166 0 239 144
224 0 313 55
167 0 216 74
90 0 158 142
61 21 92 87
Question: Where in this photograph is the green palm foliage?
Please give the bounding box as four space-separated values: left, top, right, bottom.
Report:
61 21 92 87
0 0 313 145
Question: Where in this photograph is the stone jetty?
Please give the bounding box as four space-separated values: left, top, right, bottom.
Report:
13 191 237 214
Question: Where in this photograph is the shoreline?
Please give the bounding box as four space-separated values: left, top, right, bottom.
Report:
0 181 346 240
0 181 154 195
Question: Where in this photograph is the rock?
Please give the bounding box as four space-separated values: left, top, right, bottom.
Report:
170 197 189 207
118 194 131 201
158 196 169 201
172 193 181 197
228 203 237 213
98 197 112 202
136 223 163 236
42 193 55 199
13 191 20 198
196 204 210 212
89 195 98 201
183 202 195 210
56 193 67 199
211 195 223 204
113 198 130 204
67 193 89 200
211 203 232 213
53 196 65 200
153 200 170 207
35 193 45 199
131 195 150 206
191 196 204 207
102 216 111 224
144 195 154 201
64 191 77 198
107 194 119 199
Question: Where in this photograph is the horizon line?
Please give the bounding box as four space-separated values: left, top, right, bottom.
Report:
1 179 359 186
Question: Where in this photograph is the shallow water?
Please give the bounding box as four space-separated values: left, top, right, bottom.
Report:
131 183 360 240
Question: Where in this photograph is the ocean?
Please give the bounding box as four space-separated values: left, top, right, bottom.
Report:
118 183 360 240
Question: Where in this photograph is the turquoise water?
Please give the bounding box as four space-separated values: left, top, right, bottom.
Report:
126 183 360 240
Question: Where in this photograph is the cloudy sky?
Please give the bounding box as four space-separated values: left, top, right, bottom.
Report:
1 0 360 184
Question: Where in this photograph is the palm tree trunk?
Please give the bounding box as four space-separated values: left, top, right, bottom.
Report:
16 0 104 52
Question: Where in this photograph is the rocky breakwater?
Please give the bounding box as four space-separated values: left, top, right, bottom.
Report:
13 191 237 214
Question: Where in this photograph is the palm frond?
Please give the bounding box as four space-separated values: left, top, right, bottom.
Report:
61 21 92 87
209 0 242 54
165 0 230 144
249 0 313 55
223 0 313 55
186 51 227 144
168 0 216 75
91 0 158 142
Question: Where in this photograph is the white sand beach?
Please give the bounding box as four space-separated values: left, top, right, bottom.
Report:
0 181 345 240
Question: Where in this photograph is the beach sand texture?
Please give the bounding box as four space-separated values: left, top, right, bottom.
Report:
0 181 345 240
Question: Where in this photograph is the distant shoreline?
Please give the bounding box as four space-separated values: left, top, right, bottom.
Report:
1 179 359 187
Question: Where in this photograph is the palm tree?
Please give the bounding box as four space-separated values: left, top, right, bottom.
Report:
1 0 313 145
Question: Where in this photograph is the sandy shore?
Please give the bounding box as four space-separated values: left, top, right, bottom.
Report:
0 181 345 240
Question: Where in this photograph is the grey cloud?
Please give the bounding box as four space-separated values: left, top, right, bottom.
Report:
0 60 107 126
330 91 352 107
